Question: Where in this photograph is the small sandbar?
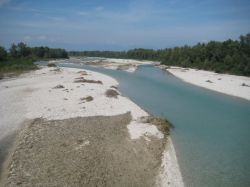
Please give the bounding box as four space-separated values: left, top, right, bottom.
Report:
164 66 250 100
70 57 160 72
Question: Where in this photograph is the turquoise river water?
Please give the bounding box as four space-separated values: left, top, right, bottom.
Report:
40 61 250 187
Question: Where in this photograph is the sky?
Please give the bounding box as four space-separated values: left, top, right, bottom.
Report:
0 0 250 51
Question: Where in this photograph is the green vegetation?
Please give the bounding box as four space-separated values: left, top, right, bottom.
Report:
8 43 68 59
0 42 68 76
105 89 119 98
141 116 171 137
70 33 250 76
0 57 37 73
80 96 94 102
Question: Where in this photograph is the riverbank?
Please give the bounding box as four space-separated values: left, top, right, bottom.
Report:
164 66 250 100
0 66 183 186
67 57 160 72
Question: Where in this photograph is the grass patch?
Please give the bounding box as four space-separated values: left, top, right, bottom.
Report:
0 57 38 78
50 67 61 72
241 83 250 87
53 84 65 89
47 63 57 67
141 116 173 136
117 64 135 71
105 89 119 98
77 71 88 75
80 96 94 102
206 80 213 83
74 77 102 84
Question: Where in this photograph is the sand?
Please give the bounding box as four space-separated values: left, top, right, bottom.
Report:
156 139 185 187
166 66 250 100
22 67 148 120
0 66 184 186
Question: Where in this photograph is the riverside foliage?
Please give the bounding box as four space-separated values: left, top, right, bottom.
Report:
70 33 250 76
0 42 68 73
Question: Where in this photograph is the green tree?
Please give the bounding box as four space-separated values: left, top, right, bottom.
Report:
0 46 7 61
69 33 250 76
17 42 30 57
10 43 18 57
240 33 250 46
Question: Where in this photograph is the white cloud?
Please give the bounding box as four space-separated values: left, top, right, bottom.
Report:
0 0 11 7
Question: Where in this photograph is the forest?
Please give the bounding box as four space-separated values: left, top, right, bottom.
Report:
70 33 250 76
1 34 249 76
0 42 68 74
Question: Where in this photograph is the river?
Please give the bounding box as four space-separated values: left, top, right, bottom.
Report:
40 60 250 187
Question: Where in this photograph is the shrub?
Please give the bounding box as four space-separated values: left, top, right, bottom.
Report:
141 116 173 136
47 63 57 67
74 77 102 84
80 96 94 102
105 89 119 98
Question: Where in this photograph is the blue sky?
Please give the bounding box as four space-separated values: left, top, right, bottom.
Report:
0 0 250 50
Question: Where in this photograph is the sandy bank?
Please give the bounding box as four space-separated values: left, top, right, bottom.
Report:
165 66 250 100
0 66 183 186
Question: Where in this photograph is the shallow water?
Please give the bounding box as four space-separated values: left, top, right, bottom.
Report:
39 61 250 187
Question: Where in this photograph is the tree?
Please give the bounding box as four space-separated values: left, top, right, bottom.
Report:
16 42 30 57
240 33 250 46
0 46 7 61
68 33 250 76
10 43 18 57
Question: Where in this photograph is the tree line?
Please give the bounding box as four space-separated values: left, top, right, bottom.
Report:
0 42 68 60
0 42 68 74
70 33 250 76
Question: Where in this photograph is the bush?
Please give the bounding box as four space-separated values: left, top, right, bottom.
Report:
105 89 119 98
80 96 94 102
0 57 38 74
140 116 172 136
47 63 57 67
